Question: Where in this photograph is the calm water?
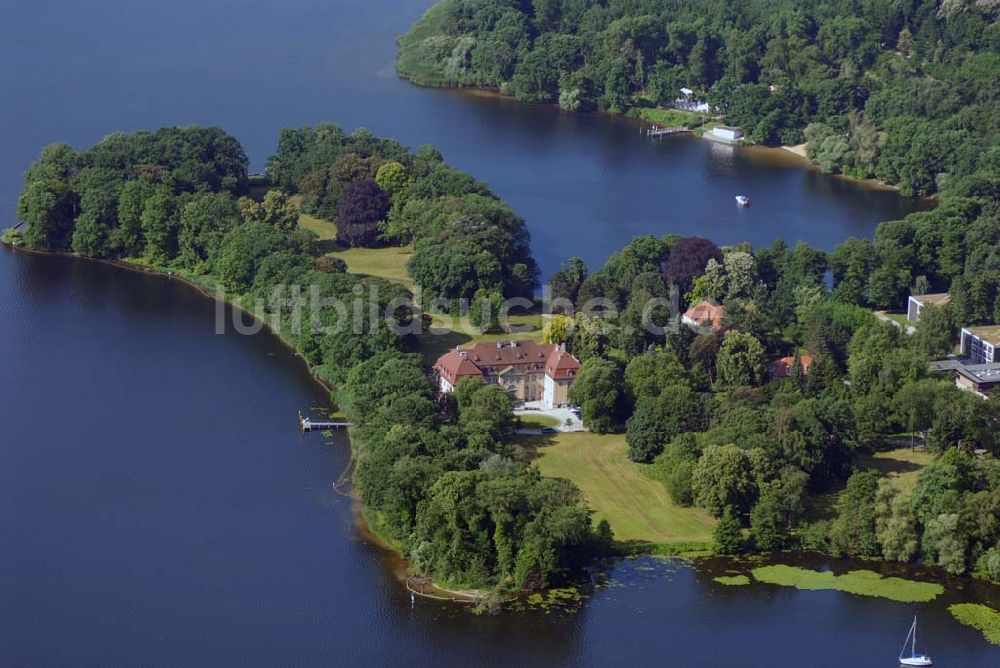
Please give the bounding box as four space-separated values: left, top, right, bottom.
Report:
2 0 994 665
0 0 928 276
1 253 998 666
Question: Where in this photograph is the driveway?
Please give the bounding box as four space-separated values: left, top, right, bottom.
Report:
514 401 587 433
874 311 916 335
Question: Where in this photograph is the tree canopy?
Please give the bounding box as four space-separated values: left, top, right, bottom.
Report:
12 125 593 594
399 0 1000 196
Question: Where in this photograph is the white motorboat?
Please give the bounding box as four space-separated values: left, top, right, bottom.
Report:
735 195 750 206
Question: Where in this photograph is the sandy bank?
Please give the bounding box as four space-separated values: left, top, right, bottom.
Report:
782 143 808 158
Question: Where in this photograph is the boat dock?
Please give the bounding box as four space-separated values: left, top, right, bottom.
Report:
646 125 691 138
298 411 351 433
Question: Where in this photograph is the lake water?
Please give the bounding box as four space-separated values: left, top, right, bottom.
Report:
0 0 929 276
1 254 997 666
2 0 996 665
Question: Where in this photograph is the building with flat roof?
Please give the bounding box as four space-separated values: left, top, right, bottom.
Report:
433 340 580 409
708 125 744 143
961 325 1000 364
907 293 950 322
930 357 1000 396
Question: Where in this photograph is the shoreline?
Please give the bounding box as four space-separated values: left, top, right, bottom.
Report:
0 245 961 574
414 78 917 196
352 504 492 604
1 244 338 396
2 242 496 603
773 143 907 193
0 241 968 601
781 143 808 159
347 478 491 602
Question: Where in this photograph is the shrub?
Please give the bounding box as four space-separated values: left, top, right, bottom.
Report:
336 180 390 247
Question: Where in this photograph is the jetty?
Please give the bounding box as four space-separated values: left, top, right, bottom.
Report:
298 411 351 433
646 125 691 138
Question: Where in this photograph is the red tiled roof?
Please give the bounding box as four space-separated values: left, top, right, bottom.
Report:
544 347 580 380
683 301 725 329
433 350 485 385
768 355 813 378
433 341 580 383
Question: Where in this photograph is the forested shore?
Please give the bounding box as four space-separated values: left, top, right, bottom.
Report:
397 0 999 197
6 117 1000 597
6 125 605 598
549 229 1000 580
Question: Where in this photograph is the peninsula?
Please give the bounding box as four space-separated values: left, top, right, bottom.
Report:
6 119 1000 608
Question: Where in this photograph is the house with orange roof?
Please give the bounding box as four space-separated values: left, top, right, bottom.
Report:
768 354 813 379
682 301 726 331
433 340 581 408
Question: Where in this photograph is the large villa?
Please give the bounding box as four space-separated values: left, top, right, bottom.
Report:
433 340 581 409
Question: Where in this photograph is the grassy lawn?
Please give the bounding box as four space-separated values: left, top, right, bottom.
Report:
521 432 716 545
805 445 933 522
293 197 416 288
517 414 560 428
858 445 934 496
293 195 339 241
880 311 910 328
291 197 548 363
299 210 338 241
632 107 702 127
693 120 722 136
330 246 415 288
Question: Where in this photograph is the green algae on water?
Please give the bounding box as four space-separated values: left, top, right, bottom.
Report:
713 574 751 586
949 603 1000 645
750 565 943 603
518 587 586 612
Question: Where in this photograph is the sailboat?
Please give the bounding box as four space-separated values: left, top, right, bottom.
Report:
899 616 933 666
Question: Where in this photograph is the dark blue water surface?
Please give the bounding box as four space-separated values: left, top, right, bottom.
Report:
0 0 928 276
2 0 996 666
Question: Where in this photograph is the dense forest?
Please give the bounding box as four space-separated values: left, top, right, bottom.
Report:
268 125 539 306
545 230 1000 579
398 0 1000 195
9 116 1000 587
10 126 598 594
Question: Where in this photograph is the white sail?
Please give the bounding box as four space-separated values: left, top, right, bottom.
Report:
899 616 933 666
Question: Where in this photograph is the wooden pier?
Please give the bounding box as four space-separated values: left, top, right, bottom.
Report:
646 125 691 138
298 411 351 433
